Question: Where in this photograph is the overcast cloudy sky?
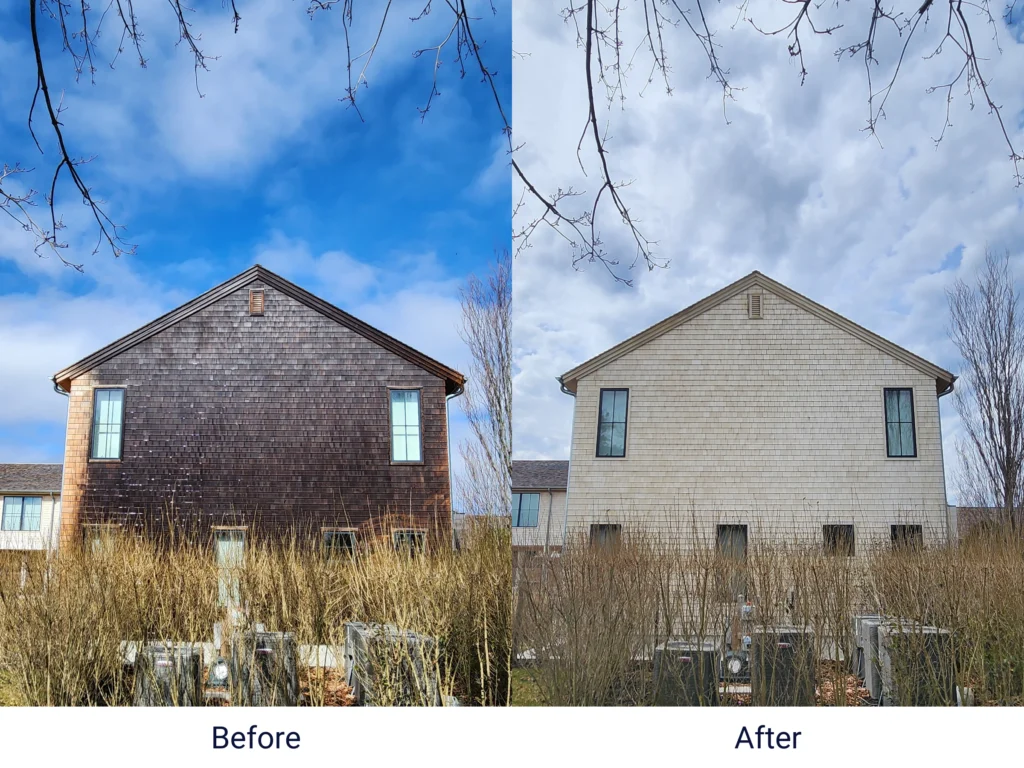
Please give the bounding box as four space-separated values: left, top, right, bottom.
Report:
0 2 510 492
512 2 1024 501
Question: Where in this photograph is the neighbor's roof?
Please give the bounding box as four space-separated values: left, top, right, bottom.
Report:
53 265 466 395
0 464 63 493
512 460 569 490
558 271 956 396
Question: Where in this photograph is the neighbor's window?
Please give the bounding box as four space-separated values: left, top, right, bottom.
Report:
91 388 126 460
590 523 621 548
890 524 923 551
883 388 916 458
323 529 357 558
512 493 540 527
596 388 629 458
390 389 422 462
823 524 855 557
393 529 426 556
1 497 42 532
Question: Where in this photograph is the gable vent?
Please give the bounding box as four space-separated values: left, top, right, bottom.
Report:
249 289 265 316
747 292 762 319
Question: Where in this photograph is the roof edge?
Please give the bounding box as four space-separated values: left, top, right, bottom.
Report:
560 271 955 395
53 265 466 393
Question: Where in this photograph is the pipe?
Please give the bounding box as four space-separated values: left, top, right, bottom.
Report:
445 381 466 550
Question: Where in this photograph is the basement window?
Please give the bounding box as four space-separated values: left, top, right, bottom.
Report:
249 289 265 316
393 529 426 556
323 529 357 559
823 524 855 556
890 524 923 551
590 523 621 548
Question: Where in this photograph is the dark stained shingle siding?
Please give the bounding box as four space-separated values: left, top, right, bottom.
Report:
61 281 454 539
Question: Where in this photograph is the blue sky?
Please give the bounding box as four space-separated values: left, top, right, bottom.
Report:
0 2 511 495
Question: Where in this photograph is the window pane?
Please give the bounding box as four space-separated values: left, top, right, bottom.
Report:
599 391 615 423
884 390 899 422
611 423 626 456
405 392 420 426
215 531 245 569
521 494 540 527
2 498 22 531
613 390 627 422
21 498 42 531
886 423 901 456
511 493 522 524
898 390 913 422
406 431 421 461
597 424 613 456
900 423 915 456
392 429 407 462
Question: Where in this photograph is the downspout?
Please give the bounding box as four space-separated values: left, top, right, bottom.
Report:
543 490 553 556
558 376 576 549
445 381 466 551
937 375 957 547
52 376 70 557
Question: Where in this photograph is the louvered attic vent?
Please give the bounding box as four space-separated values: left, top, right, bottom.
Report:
748 292 763 319
249 289 265 316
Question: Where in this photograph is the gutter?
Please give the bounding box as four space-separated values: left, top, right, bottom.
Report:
445 381 466 550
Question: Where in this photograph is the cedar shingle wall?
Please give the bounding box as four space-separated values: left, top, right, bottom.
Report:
60 281 452 542
565 286 952 552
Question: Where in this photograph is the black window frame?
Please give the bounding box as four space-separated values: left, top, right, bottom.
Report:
596 388 629 458
590 523 622 548
322 529 357 559
883 387 917 459
0 496 43 532
89 387 127 461
890 524 923 551
823 524 855 557
512 492 541 528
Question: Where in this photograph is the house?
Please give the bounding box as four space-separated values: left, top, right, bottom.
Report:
0 464 63 553
557 271 957 555
51 265 465 556
511 460 568 564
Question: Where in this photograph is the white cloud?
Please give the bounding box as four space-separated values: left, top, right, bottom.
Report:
511 3 1024 503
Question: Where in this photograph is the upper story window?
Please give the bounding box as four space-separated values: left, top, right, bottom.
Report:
390 389 422 463
596 388 629 458
91 388 125 460
883 388 916 458
512 493 540 527
1 496 42 532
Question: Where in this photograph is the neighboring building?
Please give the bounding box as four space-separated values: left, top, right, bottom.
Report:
0 463 63 552
558 271 957 555
52 265 465 554
511 460 568 555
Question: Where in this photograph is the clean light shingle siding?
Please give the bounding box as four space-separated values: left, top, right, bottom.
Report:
565 287 951 551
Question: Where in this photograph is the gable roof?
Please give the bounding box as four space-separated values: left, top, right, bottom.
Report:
53 265 466 395
0 463 63 493
559 271 956 396
512 460 569 490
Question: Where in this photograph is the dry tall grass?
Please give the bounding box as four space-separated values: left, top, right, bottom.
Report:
0 517 511 706
514 525 1024 706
